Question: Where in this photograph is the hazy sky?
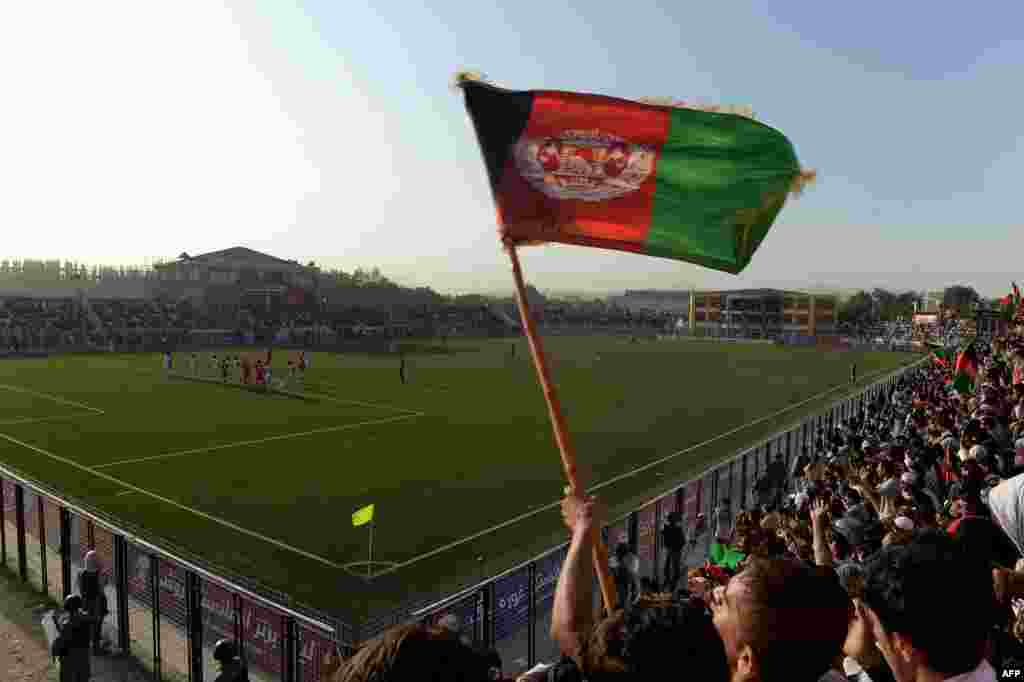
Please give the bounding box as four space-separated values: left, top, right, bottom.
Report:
2 2 1022 296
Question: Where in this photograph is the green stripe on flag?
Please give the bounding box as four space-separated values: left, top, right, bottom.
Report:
646 107 799 273
952 373 974 394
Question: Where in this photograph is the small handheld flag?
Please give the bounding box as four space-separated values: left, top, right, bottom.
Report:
352 504 375 527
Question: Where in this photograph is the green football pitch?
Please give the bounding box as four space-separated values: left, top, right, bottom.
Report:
0 337 917 623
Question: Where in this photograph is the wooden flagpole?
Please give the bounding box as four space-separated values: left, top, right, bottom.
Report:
503 238 618 614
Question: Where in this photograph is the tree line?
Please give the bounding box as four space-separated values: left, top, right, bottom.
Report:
838 285 988 325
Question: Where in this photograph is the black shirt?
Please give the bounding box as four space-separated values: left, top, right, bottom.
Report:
661 524 686 552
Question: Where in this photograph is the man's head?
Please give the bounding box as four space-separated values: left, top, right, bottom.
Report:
708 558 850 682
586 597 729 682
337 623 488 682
862 530 995 681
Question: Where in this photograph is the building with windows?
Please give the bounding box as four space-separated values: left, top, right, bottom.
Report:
615 288 837 339
688 289 837 339
155 247 316 288
153 247 318 311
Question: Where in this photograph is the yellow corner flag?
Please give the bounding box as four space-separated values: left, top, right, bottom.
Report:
352 504 375 527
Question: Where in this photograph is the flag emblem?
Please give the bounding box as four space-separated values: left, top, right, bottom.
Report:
352 504 375 527
513 131 656 202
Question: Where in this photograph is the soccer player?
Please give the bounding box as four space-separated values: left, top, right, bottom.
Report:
210 354 218 378
399 352 407 385
163 351 172 372
288 359 296 381
851 362 857 385
221 356 229 383
189 352 197 376
254 360 265 386
264 364 273 390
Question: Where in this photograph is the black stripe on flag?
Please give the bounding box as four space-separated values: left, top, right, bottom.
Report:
461 81 534 194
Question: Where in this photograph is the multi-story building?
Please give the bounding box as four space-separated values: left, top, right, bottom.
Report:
153 247 318 312
687 288 837 339
154 247 316 289
615 288 838 339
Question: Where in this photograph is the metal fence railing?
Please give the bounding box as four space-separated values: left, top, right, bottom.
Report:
0 466 346 682
0 351 925 680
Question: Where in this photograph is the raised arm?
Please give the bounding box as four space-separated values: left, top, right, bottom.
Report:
551 494 599 660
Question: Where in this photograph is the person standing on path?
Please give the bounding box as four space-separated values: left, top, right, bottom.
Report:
52 594 94 682
77 550 109 655
660 512 686 591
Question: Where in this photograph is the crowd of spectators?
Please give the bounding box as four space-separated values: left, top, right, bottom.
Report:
534 302 674 331
315 334 1024 682
0 297 84 349
2 297 679 353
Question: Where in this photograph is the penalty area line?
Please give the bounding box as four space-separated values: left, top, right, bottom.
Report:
0 431 347 570
303 380 426 416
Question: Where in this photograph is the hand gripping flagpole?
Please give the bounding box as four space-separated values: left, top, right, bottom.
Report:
503 237 619 614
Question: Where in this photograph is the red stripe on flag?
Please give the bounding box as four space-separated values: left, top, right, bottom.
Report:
496 91 670 249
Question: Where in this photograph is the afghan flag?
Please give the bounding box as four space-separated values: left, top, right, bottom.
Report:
952 345 978 394
457 74 813 274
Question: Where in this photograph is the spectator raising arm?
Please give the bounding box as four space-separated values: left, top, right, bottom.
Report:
551 493 600 661
811 498 833 568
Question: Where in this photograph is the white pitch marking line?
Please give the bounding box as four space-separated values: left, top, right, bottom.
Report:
0 431 347 570
114 490 136 497
150 369 425 416
372 359 919 576
0 412 103 427
0 384 106 414
304 381 425 416
93 412 425 470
